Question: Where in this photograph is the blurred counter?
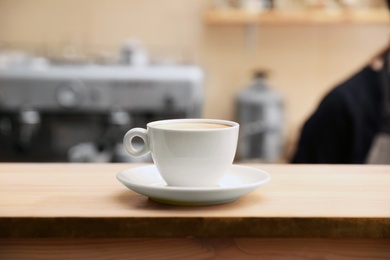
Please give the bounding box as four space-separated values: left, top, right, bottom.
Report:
0 163 389 258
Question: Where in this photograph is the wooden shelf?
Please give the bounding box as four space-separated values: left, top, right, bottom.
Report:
204 9 390 25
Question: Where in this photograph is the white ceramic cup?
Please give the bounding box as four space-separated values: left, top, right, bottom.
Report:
123 118 239 187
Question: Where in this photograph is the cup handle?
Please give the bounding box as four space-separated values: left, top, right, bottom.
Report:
123 128 150 157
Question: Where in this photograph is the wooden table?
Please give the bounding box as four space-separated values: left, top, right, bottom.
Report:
0 163 389 259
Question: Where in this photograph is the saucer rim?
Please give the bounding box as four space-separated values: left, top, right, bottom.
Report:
116 165 271 206
116 164 271 192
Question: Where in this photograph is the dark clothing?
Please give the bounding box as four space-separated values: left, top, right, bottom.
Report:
292 66 384 163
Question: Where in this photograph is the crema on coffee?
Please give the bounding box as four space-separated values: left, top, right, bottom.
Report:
153 122 231 130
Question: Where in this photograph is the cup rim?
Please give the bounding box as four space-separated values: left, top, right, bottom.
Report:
147 118 239 131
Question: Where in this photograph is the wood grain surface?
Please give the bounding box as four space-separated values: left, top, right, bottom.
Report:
1 238 390 260
0 163 390 238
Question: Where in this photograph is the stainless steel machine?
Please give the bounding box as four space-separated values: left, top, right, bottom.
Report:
236 71 284 162
0 54 204 162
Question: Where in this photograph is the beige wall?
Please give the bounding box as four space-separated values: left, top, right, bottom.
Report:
0 0 389 159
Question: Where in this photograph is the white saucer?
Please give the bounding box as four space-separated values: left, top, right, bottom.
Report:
116 165 271 206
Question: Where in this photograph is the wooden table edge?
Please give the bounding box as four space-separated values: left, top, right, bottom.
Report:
1 217 389 238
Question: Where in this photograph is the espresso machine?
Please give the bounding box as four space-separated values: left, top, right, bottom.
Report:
0 50 204 162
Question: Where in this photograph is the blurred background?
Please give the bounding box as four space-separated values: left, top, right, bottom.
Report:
0 0 389 163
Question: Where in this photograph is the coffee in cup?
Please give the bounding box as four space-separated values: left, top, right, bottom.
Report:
123 119 239 187
153 122 231 130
